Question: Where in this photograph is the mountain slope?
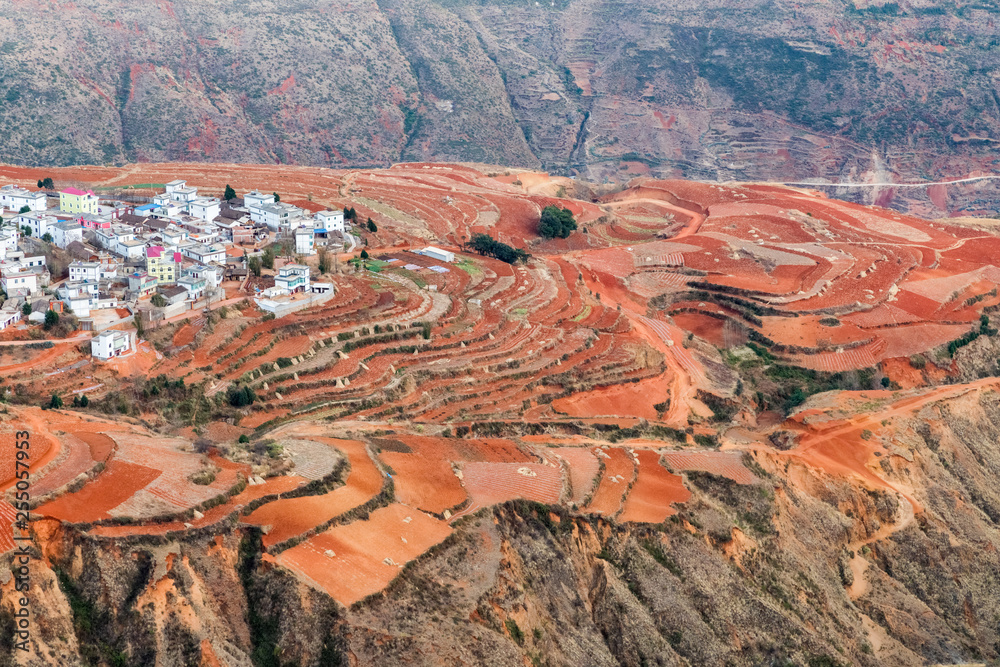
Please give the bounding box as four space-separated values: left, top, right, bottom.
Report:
4 0 1000 212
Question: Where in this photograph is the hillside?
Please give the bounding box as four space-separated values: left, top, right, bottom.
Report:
4 162 1000 665
4 1 1000 215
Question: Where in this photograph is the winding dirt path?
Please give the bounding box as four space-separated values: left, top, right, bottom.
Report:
846 491 915 599
789 378 1000 515
0 333 89 348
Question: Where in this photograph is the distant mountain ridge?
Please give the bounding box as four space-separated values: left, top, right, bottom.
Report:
3 0 1000 210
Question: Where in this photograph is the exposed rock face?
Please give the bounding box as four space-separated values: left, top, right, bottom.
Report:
6 385 1000 666
4 1 1000 213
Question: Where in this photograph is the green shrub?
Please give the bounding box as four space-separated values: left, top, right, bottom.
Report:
538 205 577 239
693 433 718 448
504 619 524 645
464 233 530 264
227 385 257 407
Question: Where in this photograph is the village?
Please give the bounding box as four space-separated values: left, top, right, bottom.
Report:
0 180 455 361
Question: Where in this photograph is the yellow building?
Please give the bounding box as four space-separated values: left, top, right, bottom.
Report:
59 187 99 214
146 246 179 284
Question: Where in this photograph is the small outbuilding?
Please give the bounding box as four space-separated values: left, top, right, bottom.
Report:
420 246 455 263
92 330 133 360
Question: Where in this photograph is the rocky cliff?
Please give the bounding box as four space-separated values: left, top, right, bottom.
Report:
4 1 1000 214
6 382 1000 666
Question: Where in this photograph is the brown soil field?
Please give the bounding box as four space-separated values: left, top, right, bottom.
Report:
660 451 759 485
277 503 452 606
619 450 691 523
379 451 465 515
551 447 601 505
37 460 161 522
243 438 382 548
585 448 635 515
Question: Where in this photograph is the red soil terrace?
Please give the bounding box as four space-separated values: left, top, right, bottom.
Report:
7 162 996 603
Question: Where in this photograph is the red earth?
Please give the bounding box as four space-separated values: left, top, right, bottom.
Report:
585 448 635 515
619 450 691 523
243 438 382 548
277 503 452 606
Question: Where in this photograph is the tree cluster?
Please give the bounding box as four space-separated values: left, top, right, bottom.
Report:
226 385 257 407
36 177 54 189
538 205 577 239
464 233 530 264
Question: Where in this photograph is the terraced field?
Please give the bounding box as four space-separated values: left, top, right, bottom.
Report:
9 163 1000 612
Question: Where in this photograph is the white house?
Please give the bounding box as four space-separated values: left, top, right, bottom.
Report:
151 195 186 218
114 238 147 260
15 213 57 239
294 227 315 255
93 226 116 251
1 269 38 296
127 272 158 298
164 180 199 203
52 220 84 249
244 191 275 210
3 252 46 271
188 230 222 246
1 253 47 292
56 281 100 316
184 262 222 290
0 229 17 261
177 275 207 301
0 306 21 331
274 264 310 293
100 262 119 280
160 226 188 246
180 242 227 266
69 261 101 283
314 210 345 234
189 198 222 222
0 185 47 213
92 330 133 360
310 282 334 294
420 246 455 263
251 202 305 231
